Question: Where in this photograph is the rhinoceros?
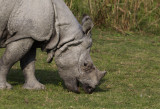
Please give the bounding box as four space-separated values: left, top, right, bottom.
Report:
0 0 106 94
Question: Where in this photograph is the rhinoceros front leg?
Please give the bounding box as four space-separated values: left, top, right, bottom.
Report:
20 48 45 90
0 38 34 89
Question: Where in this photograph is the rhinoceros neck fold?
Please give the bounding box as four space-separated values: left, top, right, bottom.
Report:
44 0 83 63
52 0 83 48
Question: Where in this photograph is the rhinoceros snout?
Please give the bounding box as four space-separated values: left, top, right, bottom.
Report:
82 84 95 94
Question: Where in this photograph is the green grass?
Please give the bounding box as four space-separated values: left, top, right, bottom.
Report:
0 29 160 108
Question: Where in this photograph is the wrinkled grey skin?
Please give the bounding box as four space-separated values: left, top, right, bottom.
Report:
0 0 106 94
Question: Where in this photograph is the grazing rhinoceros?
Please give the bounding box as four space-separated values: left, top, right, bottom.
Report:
0 0 106 94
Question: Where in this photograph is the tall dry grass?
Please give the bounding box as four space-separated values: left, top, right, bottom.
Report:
65 0 160 34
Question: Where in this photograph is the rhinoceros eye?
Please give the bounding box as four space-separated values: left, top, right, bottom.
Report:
84 62 88 66
81 62 95 73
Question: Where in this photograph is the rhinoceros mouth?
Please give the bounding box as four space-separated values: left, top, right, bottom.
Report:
76 79 94 94
82 83 95 94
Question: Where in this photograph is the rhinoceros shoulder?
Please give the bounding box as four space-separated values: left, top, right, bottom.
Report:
8 0 55 42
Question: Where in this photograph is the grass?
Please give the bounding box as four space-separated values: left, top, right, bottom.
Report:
0 29 160 108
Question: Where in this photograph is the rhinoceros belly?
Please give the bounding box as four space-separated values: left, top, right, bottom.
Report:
8 0 55 42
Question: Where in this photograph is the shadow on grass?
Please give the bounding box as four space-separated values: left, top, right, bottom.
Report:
7 69 109 93
7 69 63 86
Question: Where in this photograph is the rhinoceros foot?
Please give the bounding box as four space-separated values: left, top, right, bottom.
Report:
23 81 45 90
0 82 12 89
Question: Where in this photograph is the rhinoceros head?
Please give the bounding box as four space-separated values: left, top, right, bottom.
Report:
55 15 106 94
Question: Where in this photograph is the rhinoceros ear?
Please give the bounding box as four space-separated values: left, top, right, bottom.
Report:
82 14 94 35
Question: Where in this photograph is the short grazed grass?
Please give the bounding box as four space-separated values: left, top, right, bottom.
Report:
0 29 160 108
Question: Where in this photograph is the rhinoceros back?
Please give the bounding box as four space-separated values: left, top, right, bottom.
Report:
8 0 54 42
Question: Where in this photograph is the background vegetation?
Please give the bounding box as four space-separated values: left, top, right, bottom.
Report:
65 0 160 34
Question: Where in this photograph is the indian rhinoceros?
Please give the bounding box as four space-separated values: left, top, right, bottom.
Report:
0 0 106 94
